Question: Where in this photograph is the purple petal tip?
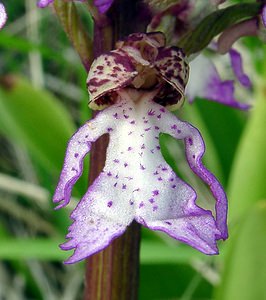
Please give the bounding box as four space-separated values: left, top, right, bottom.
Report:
93 0 114 14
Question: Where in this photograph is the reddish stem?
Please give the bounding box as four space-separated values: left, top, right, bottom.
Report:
84 1 145 299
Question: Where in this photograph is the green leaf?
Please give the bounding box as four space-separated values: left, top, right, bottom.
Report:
0 32 68 65
141 241 204 264
0 76 76 174
228 85 266 223
215 200 266 300
180 101 224 183
192 99 246 185
0 238 67 261
178 3 261 55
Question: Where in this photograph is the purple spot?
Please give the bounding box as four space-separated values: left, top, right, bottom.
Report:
107 127 113 132
162 167 168 171
155 136 159 140
150 149 154 154
140 133 144 137
139 201 144 208
139 152 143 157
107 171 112 176
153 205 158 211
155 126 160 130
124 115 129 119
71 167 77 172
129 107 133 111
145 127 151 132
141 144 145 149
113 66 122 72
114 182 118 187
128 131 133 135
171 124 177 130
160 108 166 113
165 221 172 225
177 129 181 134
130 120 136 124
74 153 79 158
113 113 118 119
192 155 195 159
149 198 155 203
124 163 128 167
148 109 156 116
115 174 119 179
130 200 134 205
156 146 161 150
113 159 119 163
133 188 140 193
188 138 193 146
158 177 163 181
127 147 132 151
144 120 148 124
153 171 159 175
88 78 109 87
140 164 146 170
107 201 113 207
169 178 174 182
171 185 176 189
85 135 88 138
122 184 127 189
157 114 161 119
153 190 159 196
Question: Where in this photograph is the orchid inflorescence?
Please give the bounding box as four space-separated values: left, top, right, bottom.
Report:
53 32 228 264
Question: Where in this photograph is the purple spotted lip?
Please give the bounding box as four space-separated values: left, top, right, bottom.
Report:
53 32 228 264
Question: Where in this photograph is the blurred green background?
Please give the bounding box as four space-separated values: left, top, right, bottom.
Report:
0 1 265 299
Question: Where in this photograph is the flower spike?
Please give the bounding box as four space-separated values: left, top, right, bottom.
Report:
54 32 228 264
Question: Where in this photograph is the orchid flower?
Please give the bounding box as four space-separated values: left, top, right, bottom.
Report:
0 2 7 30
147 0 253 110
186 48 252 110
53 32 228 264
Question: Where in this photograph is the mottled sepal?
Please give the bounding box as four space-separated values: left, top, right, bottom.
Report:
0 3 7 29
87 50 137 110
154 47 189 111
87 32 189 111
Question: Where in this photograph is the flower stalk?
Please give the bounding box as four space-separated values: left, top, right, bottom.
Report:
85 1 144 299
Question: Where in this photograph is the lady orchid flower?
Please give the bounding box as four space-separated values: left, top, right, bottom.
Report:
53 32 228 264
